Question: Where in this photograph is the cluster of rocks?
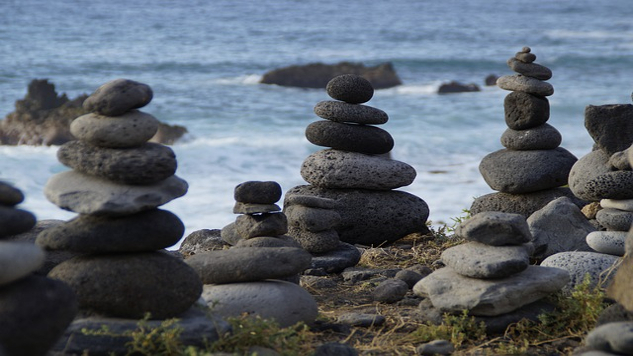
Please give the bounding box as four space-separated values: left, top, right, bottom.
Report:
0 182 77 356
185 181 319 327
284 74 429 272
414 211 570 332
472 47 581 217
35 79 221 354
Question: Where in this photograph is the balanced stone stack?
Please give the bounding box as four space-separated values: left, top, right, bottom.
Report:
471 47 580 217
0 181 77 356
37 79 202 322
284 74 429 271
185 181 319 327
413 211 570 332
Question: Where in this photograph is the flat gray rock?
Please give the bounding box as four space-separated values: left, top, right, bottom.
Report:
503 91 550 130
305 120 394 154
0 241 44 286
285 204 341 232
587 231 627 256
455 211 531 246
541 251 620 293
0 181 24 206
326 74 374 104
569 150 614 201
185 247 311 284
596 208 633 231
57 141 177 185
585 104 633 155
507 57 552 80
233 202 281 214
234 181 282 204
469 187 587 218
413 266 569 316
71 110 159 148
44 170 188 215
441 242 530 279
83 78 153 116
301 149 416 190
234 212 288 239
601 198 633 211
48 252 202 319
287 226 341 253
309 242 362 273
500 123 561 150
201 280 318 327
479 148 577 193
586 321 633 355
0 206 36 238
233 235 302 249
314 100 388 125
497 75 554 96
372 278 409 304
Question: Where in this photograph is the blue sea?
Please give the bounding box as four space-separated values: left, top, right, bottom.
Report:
1 0 632 245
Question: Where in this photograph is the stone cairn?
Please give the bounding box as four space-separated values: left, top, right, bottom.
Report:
413 211 570 333
0 181 77 356
35 79 207 352
284 74 430 273
471 47 580 217
186 181 319 327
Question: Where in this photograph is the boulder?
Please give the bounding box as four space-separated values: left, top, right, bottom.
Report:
437 81 480 94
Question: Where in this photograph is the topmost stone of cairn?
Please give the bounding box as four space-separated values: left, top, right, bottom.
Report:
326 74 374 104
83 79 153 116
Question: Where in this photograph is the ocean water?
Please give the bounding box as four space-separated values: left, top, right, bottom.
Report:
1 0 632 246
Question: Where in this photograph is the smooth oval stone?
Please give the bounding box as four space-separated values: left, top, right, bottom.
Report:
497 75 554 96
503 91 550 130
234 213 288 239
44 171 188 216
233 202 281 214
48 252 202 319
601 198 633 211
287 226 341 254
201 280 318 327
0 206 36 238
609 149 631 170
479 148 577 193
314 101 388 125
569 150 613 201
0 276 77 356
305 120 394 154
596 208 633 231
586 231 627 256
441 242 530 279
36 209 184 253
0 241 45 286
186 247 311 284
501 124 561 150
326 74 374 104
541 251 620 293
70 111 159 148
284 204 341 232
233 181 281 204
514 47 536 63
58 141 177 185
469 188 586 218
0 181 24 206
308 242 362 273
83 79 153 116
455 211 531 246
586 321 633 354
507 58 552 80
301 149 416 190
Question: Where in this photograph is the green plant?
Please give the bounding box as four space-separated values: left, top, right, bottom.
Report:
401 310 487 348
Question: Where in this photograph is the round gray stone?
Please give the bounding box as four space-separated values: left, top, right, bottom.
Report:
57 141 177 185
36 209 184 253
586 231 627 256
185 247 311 284
596 208 633 231
44 170 188 215
285 204 341 232
326 74 374 104
234 181 282 204
0 206 36 238
178 229 229 257
233 235 302 249
287 226 341 253
395 269 424 288
48 252 202 319
0 181 24 206
235 212 288 239
372 278 409 304
507 57 552 80
469 187 587 218
441 242 530 279
503 91 550 130
455 211 531 246
514 47 536 63
501 123 561 150
70 110 160 148
497 75 554 96
586 321 633 354
83 79 153 116
305 120 394 155
0 241 45 286
569 149 614 201
301 149 416 190
541 251 620 293
314 100 388 125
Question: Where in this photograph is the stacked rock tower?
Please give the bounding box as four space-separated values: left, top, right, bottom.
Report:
0 182 77 356
471 47 579 217
284 74 429 270
37 79 202 320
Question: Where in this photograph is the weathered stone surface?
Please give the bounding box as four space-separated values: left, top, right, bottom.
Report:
305 120 394 154
596 208 633 231
285 204 341 232
233 202 280 214
201 280 318 327
586 231 627 256
395 269 424 288
413 266 569 316
608 255 633 311
83 79 153 116
585 321 633 355
441 242 530 279
284 194 340 209
0 206 36 238
234 181 282 204
309 242 362 273
514 47 536 63
437 81 480 94
314 101 388 125
583 171 633 200
585 104 633 155
48 252 202 319
527 197 595 258
372 278 409 304
507 58 552 80
501 124 561 150
609 148 632 170
287 226 341 253
44 170 188 215
0 181 24 206
601 198 633 211
597 303 633 326
185 247 311 284
326 74 374 104
235 213 288 239
285 185 429 246
220 222 241 245
470 187 586 218
479 148 577 193
178 229 228 257
58 141 177 185
70 110 159 148
503 91 550 130
497 75 554 96
455 211 531 246
301 149 416 190
0 276 77 356
36 209 184 253
234 235 302 249
0 241 44 286
541 251 620 293
569 149 613 201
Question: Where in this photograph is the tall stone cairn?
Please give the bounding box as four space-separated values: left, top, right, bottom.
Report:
471 47 580 217
37 79 202 320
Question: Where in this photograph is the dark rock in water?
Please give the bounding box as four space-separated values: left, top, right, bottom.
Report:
285 185 429 246
585 104 633 155
437 81 480 94
326 74 374 104
470 187 587 218
0 275 77 356
305 120 394 154
314 101 389 125
504 91 550 130
83 78 153 117
484 74 499 86
234 181 282 204
260 61 402 89
0 206 36 238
